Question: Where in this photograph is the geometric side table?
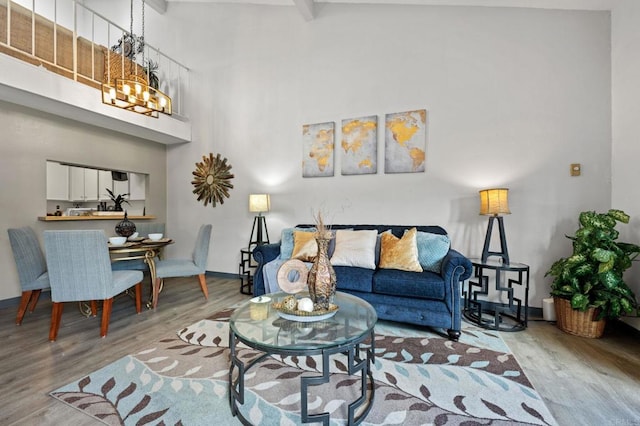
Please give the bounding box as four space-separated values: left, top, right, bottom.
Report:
238 247 255 295
463 258 530 332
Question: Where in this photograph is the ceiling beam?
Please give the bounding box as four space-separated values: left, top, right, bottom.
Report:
293 0 315 21
146 0 167 14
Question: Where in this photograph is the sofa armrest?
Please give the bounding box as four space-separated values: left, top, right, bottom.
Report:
252 243 281 296
440 249 473 332
441 249 473 283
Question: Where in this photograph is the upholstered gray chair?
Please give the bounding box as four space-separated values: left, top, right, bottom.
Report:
153 224 212 308
7 227 50 325
44 230 144 341
111 222 166 272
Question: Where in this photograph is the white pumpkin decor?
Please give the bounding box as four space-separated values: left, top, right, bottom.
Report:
297 297 314 313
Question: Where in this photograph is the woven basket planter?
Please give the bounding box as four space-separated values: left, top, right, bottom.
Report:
554 297 606 338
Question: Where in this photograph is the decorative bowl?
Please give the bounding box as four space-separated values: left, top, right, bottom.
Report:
148 233 163 241
109 236 127 245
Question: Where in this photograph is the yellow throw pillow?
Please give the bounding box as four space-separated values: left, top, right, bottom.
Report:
291 231 317 262
378 228 423 272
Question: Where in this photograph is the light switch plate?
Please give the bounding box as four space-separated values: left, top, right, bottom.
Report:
570 163 581 176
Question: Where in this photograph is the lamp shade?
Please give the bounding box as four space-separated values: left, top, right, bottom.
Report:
479 188 511 216
249 194 271 213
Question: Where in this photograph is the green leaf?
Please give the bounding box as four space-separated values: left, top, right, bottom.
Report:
571 294 589 311
599 271 620 290
608 209 630 224
592 248 614 263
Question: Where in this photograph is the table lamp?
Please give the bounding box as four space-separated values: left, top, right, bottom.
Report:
479 188 511 264
248 194 271 248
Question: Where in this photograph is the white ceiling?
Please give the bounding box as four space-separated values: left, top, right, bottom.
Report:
163 0 615 10
148 0 616 21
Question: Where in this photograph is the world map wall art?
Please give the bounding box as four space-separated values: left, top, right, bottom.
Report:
302 109 427 177
302 121 335 177
341 115 377 175
385 109 427 174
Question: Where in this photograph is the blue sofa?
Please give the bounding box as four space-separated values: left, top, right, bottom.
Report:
252 224 472 341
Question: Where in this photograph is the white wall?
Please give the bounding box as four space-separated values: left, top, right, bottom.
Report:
0 101 167 302
150 3 611 309
612 0 640 301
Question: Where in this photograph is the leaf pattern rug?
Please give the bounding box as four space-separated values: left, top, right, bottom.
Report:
50 308 557 425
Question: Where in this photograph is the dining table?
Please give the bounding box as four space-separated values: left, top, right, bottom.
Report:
108 237 174 309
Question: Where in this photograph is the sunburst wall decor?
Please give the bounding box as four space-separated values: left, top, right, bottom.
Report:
191 153 234 207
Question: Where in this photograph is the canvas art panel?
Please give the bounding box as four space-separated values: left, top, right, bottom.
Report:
302 121 335 177
341 115 378 176
384 109 427 174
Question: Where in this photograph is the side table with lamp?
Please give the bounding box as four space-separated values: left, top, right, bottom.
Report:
239 194 271 294
463 188 530 331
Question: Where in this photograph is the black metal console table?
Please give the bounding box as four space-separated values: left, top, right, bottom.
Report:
463 258 530 331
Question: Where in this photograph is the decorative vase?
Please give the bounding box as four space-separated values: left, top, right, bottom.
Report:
307 236 336 311
115 211 136 237
554 297 606 338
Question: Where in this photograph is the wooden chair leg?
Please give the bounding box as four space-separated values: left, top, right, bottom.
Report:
49 302 63 341
100 298 113 338
135 282 142 313
28 289 42 313
198 274 209 299
16 291 32 325
90 300 98 316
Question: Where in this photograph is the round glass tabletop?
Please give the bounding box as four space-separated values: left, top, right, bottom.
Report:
230 291 378 352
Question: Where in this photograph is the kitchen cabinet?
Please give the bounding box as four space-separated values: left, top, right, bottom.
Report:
46 162 147 205
129 173 146 200
69 166 98 201
46 161 69 200
98 170 113 201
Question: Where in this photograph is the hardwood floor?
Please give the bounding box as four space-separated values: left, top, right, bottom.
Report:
1 276 639 425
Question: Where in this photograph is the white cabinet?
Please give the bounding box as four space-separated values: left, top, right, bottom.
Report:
129 173 146 200
46 161 69 200
45 162 147 205
69 166 98 201
98 170 113 201
84 169 98 201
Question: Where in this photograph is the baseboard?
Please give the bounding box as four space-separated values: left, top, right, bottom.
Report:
0 290 51 310
464 299 544 321
620 316 640 332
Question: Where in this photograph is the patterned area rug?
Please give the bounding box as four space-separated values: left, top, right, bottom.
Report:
50 308 557 425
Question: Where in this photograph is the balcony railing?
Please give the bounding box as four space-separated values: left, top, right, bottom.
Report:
0 0 189 118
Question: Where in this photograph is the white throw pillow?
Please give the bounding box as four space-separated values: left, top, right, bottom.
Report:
330 230 378 269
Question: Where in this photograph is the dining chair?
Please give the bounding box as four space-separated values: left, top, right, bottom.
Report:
44 230 144 341
153 224 212 308
7 227 50 325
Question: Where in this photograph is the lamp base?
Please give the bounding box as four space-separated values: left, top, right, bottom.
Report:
248 215 270 248
481 215 509 264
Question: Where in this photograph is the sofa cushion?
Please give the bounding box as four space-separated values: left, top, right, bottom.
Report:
334 266 375 292
379 228 423 272
416 231 451 273
330 230 377 269
280 227 315 260
373 268 446 300
291 231 317 262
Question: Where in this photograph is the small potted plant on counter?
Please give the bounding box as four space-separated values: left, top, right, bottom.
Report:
546 209 640 338
106 188 130 212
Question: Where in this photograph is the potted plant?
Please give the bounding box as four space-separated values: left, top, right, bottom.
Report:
106 188 130 212
545 209 640 337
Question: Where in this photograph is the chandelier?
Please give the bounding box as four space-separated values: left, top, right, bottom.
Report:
101 0 172 118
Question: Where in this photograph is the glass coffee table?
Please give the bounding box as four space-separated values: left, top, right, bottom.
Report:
229 291 377 425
